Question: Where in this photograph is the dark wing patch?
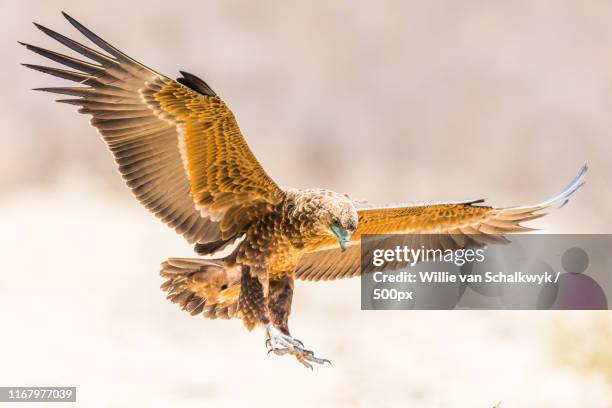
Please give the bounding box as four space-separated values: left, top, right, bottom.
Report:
177 70 216 97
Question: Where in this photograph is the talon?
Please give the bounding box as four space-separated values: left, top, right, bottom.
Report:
296 355 313 370
307 355 332 365
268 347 290 356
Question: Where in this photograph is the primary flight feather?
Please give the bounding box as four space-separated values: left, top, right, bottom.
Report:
22 12 587 368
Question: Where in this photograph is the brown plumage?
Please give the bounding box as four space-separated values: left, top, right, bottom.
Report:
22 12 587 368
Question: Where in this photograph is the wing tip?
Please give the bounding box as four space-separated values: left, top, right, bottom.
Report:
514 164 588 212
21 63 39 72
61 11 74 22
554 163 588 205
60 11 88 37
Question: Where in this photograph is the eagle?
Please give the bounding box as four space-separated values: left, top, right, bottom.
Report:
22 12 587 368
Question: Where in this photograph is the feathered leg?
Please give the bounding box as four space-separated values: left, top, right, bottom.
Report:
238 266 270 330
239 269 329 368
268 276 294 335
266 276 331 369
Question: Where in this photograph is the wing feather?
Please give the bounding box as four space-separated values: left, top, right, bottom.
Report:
22 12 284 248
296 165 587 281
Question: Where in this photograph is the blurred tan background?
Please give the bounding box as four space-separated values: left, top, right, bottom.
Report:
2 0 612 407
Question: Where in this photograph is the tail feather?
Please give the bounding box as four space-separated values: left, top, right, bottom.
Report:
160 258 241 319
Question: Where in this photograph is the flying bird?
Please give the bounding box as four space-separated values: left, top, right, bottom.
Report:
21 12 587 368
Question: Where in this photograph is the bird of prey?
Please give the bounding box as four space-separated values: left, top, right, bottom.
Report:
22 12 587 368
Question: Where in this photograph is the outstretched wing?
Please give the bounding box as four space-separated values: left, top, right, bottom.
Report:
296 165 587 281
21 12 284 246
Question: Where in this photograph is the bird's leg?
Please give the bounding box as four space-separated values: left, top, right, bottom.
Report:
265 323 304 350
264 323 331 369
265 276 331 368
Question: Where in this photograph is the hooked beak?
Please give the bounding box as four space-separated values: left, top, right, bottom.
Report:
330 224 351 252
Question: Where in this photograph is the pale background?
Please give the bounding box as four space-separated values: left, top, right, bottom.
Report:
1 1 612 407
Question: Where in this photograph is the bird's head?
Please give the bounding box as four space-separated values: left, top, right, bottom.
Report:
314 191 358 252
